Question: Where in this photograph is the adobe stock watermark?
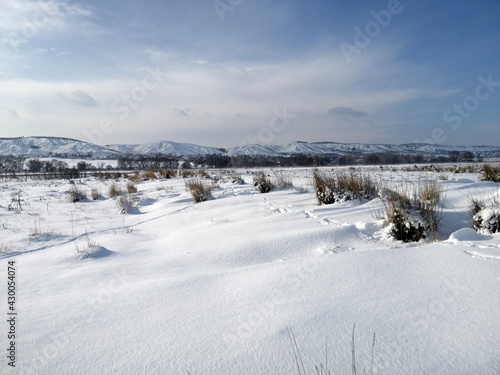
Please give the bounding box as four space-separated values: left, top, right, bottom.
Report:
4 1 59 53
415 74 499 145
238 106 296 148
83 65 168 145
213 0 246 22
339 0 406 63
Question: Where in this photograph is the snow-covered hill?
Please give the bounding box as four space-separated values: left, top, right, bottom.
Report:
129 140 224 156
1 136 499 159
0 137 119 158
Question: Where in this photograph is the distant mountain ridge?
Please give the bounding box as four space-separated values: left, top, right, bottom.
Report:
0 136 499 159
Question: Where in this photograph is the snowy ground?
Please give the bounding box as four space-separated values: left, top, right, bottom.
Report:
1 166 499 374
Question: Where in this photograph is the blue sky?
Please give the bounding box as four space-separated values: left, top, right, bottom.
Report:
0 0 499 147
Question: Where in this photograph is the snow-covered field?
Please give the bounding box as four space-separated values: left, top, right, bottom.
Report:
1 166 499 374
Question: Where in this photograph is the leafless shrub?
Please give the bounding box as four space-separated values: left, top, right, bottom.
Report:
143 169 157 180
415 180 443 237
90 188 101 200
7 191 23 211
380 181 443 242
313 169 376 205
470 194 500 234
185 179 213 203
254 172 273 193
180 169 196 178
126 182 138 194
481 164 500 182
128 171 141 182
198 169 209 178
273 172 294 189
109 182 121 198
228 174 244 184
117 195 132 214
68 186 86 203
160 169 175 179
336 170 377 201
313 169 336 205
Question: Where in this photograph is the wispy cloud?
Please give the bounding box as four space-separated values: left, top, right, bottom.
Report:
0 0 95 53
60 90 97 107
327 107 368 118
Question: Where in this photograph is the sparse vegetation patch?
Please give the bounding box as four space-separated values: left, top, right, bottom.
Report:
313 169 377 205
185 179 213 203
481 164 500 182
254 172 273 193
471 195 500 234
380 181 443 242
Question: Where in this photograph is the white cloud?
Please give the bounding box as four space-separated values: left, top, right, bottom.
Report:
0 0 95 53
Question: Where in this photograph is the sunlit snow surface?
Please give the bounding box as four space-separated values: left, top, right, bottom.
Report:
1 166 499 374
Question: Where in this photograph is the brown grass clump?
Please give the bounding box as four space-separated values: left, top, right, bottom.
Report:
380 181 443 242
143 169 157 180
185 179 213 203
90 188 101 200
313 169 377 205
160 169 176 179
313 169 336 205
128 171 141 183
68 187 86 203
336 170 377 201
481 164 500 182
273 172 294 189
126 182 137 194
109 182 121 198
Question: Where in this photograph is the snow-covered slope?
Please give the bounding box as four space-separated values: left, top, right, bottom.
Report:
105 144 139 154
0 137 119 158
130 140 223 156
226 144 277 156
0 167 499 374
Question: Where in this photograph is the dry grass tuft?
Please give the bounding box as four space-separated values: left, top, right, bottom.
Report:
380 181 443 242
126 182 137 194
481 164 500 182
185 179 213 203
313 169 336 205
90 188 101 200
313 169 377 205
273 172 294 189
68 186 86 203
108 182 121 198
